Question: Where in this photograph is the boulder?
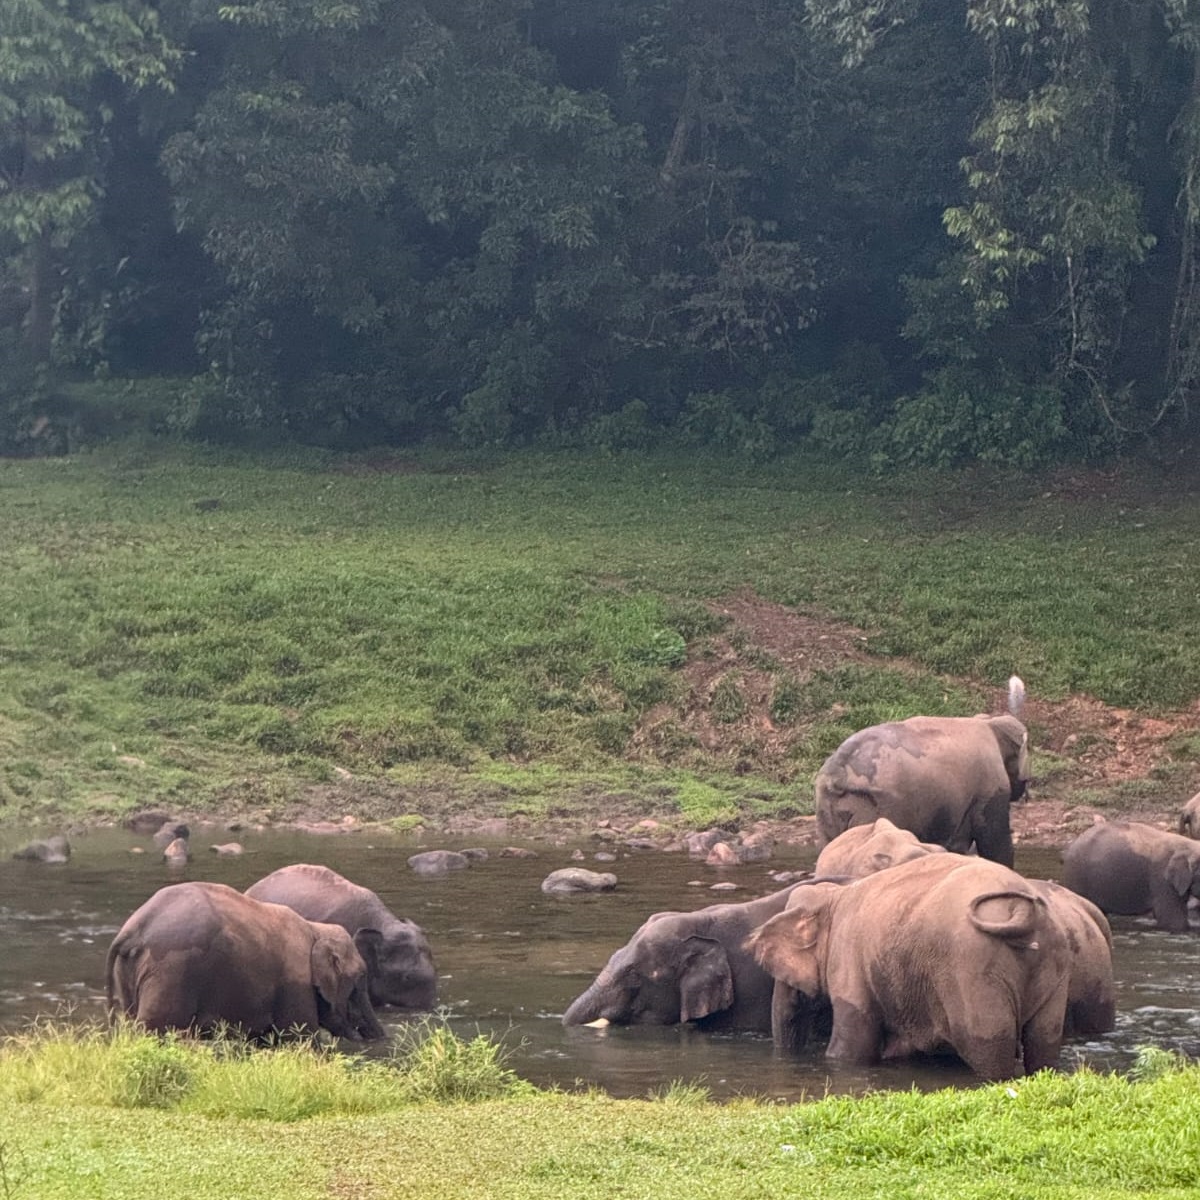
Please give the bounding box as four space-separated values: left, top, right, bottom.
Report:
541 868 617 895
12 835 70 864
407 850 471 875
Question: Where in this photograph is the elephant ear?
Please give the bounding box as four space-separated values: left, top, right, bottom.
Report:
677 937 734 1024
353 927 385 975
310 930 354 1009
1165 851 1195 897
747 891 834 997
988 715 1030 789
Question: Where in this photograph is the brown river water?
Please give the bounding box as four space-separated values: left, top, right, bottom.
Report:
1 828 1197 1101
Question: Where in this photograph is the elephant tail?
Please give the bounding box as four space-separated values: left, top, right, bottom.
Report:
104 937 135 1021
967 889 1042 945
1007 675 1026 715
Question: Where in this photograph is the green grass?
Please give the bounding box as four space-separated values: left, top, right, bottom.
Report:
2 442 1200 822
0 1025 1197 1199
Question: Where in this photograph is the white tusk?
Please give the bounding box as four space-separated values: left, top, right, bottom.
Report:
584 1017 611 1028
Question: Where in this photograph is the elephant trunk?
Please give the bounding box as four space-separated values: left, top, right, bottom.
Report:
562 982 611 1026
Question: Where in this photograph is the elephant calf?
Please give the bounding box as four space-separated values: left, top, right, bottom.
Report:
1062 821 1200 933
246 863 437 1011
562 884 807 1032
107 881 385 1041
1179 792 1200 839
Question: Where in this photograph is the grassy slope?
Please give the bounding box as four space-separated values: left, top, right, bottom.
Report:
2 444 1199 824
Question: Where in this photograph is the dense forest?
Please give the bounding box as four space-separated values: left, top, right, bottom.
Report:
3 0 1200 465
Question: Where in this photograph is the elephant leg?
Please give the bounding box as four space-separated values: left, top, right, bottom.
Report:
825 997 884 1065
771 982 815 1054
971 811 1014 868
1020 997 1067 1075
945 1008 1023 1081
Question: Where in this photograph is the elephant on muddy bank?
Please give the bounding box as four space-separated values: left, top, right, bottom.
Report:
245 863 438 1011
562 884 809 1032
1062 821 1200 933
750 853 1072 1081
814 704 1029 866
106 882 384 1041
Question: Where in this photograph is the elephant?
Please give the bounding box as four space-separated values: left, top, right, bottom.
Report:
562 883 808 1032
1178 792 1200 839
1029 880 1116 1039
245 864 437 1011
1061 821 1200 933
813 817 946 879
749 853 1072 1080
814 706 1029 867
106 881 385 1040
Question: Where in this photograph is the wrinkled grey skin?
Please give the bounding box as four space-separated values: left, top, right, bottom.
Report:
814 714 1030 866
814 818 946 879
1062 821 1200 933
562 885 804 1032
106 881 384 1040
246 864 437 1011
750 854 1071 1081
1178 792 1200 839
1029 880 1116 1039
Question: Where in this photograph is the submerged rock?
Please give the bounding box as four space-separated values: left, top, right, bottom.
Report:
12 835 71 864
541 868 617 895
407 850 471 875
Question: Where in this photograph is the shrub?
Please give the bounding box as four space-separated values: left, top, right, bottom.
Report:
113 1034 202 1108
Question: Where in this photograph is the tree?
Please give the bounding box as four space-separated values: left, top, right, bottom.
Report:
0 0 178 361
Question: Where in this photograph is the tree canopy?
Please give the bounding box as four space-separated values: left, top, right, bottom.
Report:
3 0 1200 464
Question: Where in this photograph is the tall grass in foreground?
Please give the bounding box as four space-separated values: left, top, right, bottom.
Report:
0 1018 529 1118
3 1043 1200 1199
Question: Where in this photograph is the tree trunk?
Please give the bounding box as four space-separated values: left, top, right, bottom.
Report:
26 233 55 363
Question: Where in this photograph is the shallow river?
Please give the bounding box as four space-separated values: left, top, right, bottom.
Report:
1 826 1197 1101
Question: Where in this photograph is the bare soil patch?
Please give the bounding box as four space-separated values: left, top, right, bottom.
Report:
631 589 1200 846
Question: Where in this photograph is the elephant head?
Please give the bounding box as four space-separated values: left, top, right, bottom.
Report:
354 922 439 1012
986 714 1030 803
1178 792 1200 839
310 923 384 1041
814 818 945 879
1164 842 1200 903
563 913 734 1026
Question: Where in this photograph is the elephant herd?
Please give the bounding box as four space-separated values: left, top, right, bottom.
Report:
104 688 1200 1086
562 695 1200 1083
107 864 438 1041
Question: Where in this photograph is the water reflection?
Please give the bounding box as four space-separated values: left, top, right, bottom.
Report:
0 827 1195 1100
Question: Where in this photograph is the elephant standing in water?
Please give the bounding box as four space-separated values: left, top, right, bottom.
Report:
106 882 384 1040
814 679 1029 866
246 863 438 1011
814 822 1115 1042
562 884 807 1032
750 853 1072 1080
1062 821 1200 933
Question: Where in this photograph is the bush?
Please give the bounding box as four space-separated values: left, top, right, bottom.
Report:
878 367 1071 470
112 1035 202 1108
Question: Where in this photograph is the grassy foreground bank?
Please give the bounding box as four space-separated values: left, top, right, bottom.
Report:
3 443 1200 826
1 1025 1197 1200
